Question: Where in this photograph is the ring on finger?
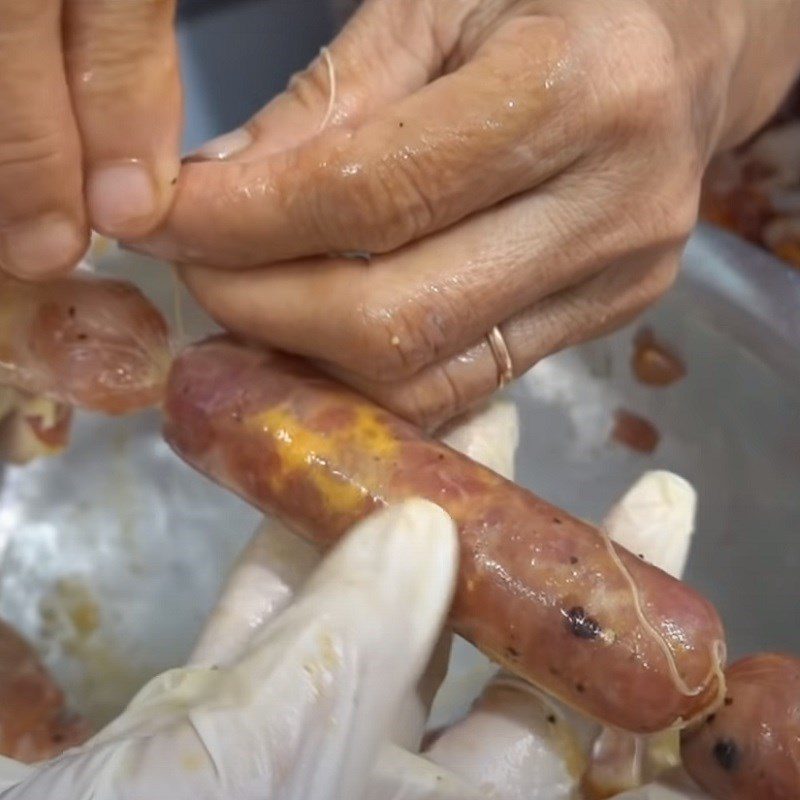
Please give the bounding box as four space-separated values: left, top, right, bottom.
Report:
487 325 514 389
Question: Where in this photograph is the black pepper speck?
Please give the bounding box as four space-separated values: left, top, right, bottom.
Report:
564 606 602 640
713 739 740 772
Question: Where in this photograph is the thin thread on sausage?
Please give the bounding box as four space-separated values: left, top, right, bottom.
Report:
679 640 728 730
599 526 727 711
319 47 337 131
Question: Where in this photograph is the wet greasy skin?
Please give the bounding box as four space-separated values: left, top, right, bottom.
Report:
0 619 90 763
164 337 726 733
0 273 170 414
682 654 800 800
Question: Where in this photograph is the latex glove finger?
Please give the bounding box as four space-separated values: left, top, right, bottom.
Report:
423 470 698 800
438 398 520 482
0 499 457 800
189 517 319 668
612 767 708 799
602 471 697 580
365 744 482 800
0 759 32 795
392 398 520 750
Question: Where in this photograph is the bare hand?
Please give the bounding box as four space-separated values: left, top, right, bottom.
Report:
128 0 798 429
0 0 181 279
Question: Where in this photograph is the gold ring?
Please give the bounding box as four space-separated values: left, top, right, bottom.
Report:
487 325 514 389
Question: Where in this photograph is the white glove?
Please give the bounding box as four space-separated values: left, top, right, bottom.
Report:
0 499 458 800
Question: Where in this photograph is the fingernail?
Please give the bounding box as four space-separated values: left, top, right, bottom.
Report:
2 214 86 278
182 128 253 163
87 160 157 235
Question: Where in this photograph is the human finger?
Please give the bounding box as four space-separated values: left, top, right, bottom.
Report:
0 0 88 279
125 16 588 268
188 517 319 668
177 188 624 382
208 499 458 800
187 0 453 162
326 252 680 431
438 397 519 481
64 0 182 238
365 743 483 800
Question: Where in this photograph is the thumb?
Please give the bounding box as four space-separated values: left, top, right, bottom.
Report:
185 0 447 163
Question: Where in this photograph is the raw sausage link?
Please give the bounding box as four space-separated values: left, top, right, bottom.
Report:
164 337 726 733
0 273 170 414
682 653 800 800
0 618 90 762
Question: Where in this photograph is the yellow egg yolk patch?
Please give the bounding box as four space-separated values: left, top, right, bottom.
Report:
249 404 399 515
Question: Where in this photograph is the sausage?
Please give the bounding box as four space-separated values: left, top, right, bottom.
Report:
163 337 726 733
0 618 90 762
681 653 800 800
0 273 170 414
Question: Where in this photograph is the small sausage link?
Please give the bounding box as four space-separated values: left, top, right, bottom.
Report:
682 653 800 800
0 272 170 414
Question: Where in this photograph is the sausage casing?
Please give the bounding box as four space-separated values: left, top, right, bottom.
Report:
164 337 726 733
682 653 800 800
0 273 170 414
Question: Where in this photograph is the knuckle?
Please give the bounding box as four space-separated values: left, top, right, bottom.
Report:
285 57 338 119
587 13 684 142
302 133 437 254
603 167 700 254
66 1 174 92
0 0 52 29
348 290 454 381
655 196 698 245
391 364 466 432
0 129 74 216
645 254 680 301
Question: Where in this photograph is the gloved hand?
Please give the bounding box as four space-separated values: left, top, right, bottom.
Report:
0 401 514 800
0 497 459 800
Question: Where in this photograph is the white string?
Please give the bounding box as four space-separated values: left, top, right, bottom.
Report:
318 46 337 132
